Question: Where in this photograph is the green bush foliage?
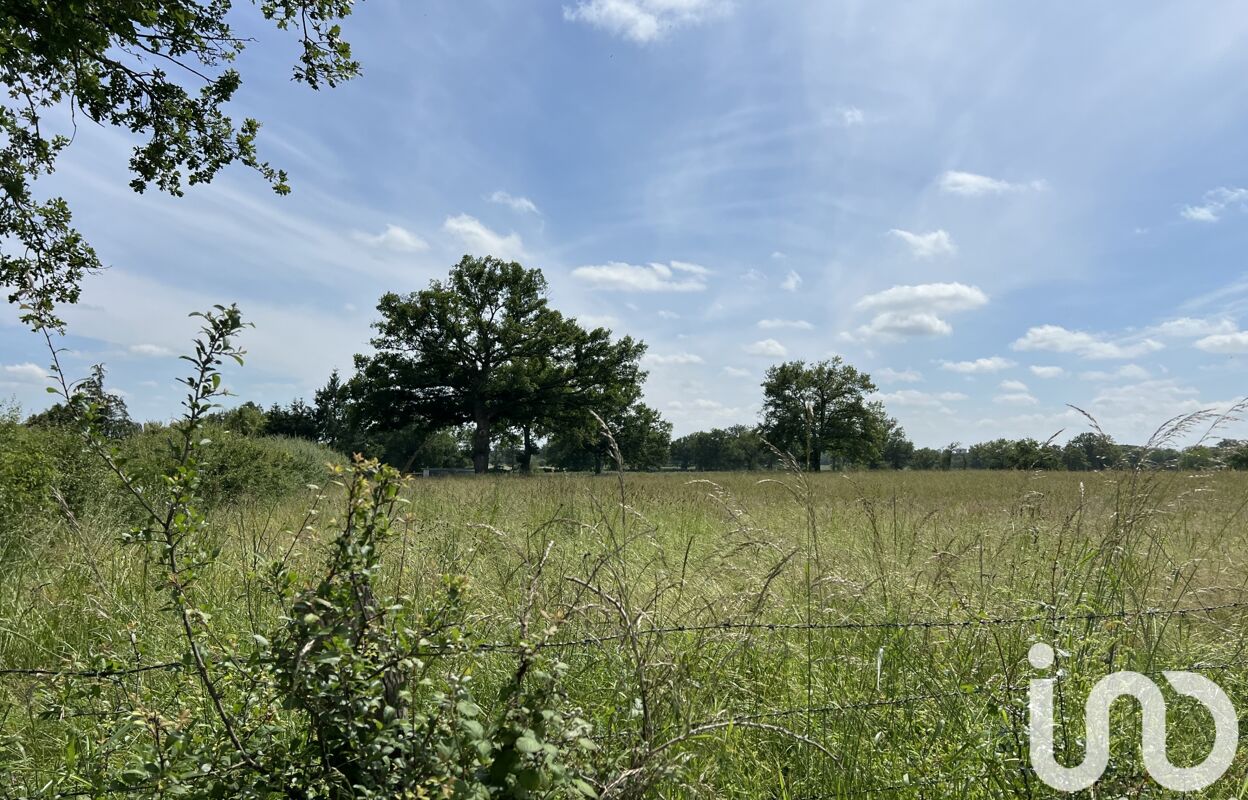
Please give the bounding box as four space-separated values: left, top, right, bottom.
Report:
115 424 340 508
1 306 598 799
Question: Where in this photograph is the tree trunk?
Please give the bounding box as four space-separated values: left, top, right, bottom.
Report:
808 447 822 472
519 425 534 474
472 408 490 474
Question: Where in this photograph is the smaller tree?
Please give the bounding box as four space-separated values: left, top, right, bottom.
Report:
27 364 136 438
266 399 319 440
910 447 942 470
314 369 355 452
1064 432 1119 471
880 424 915 469
759 358 877 471
545 403 671 472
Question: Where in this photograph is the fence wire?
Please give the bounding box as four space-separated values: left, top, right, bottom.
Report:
2 599 1245 797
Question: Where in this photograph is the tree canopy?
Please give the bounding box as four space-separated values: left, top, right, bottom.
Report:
1 1 360 326
350 256 651 473
759 358 883 471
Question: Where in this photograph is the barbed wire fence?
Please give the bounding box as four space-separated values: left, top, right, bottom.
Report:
3 599 1246 796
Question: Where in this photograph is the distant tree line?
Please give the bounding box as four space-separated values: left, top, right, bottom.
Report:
24 257 1248 476
228 249 1248 475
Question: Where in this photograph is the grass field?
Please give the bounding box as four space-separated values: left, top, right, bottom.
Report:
4 465 1248 797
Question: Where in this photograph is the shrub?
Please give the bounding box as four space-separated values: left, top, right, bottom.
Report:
0 408 58 546
116 425 341 507
11 306 598 799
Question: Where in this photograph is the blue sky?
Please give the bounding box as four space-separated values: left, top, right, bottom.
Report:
4 0 1248 447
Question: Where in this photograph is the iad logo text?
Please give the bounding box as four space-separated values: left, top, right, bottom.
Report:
1028 643 1238 792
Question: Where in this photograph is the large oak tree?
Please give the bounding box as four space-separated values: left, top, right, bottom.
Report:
351 255 648 473
759 358 881 471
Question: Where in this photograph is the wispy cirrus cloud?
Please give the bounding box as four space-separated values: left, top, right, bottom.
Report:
571 260 710 292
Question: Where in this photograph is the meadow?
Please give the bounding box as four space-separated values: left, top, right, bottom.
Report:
4 455 1248 798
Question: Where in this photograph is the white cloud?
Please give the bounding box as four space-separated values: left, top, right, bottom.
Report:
571 260 709 292
872 389 966 413
1080 364 1151 381
1150 317 1238 337
353 223 429 253
2 362 48 383
1087 379 1222 439
852 282 988 342
780 270 803 292
657 309 680 320
665 396 753 423
1012 325 1163 360
488 190 540 214
999 379 1029 392
1030 365 1066 379
770 251 786 260
1180 187 1248 223
994 392 1038 406
443 214 526 260
563 0 731 43
744 338 787 357
940 357 1016 374
644 352 705 365
855 282 988 314
939 171 1046 196
839 106 864 126
876 367 922 383
854 311 951 341
758 318 813 330
889 228 956 258
129 343 173 357
1195 331 1248 353
722 366 751 378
